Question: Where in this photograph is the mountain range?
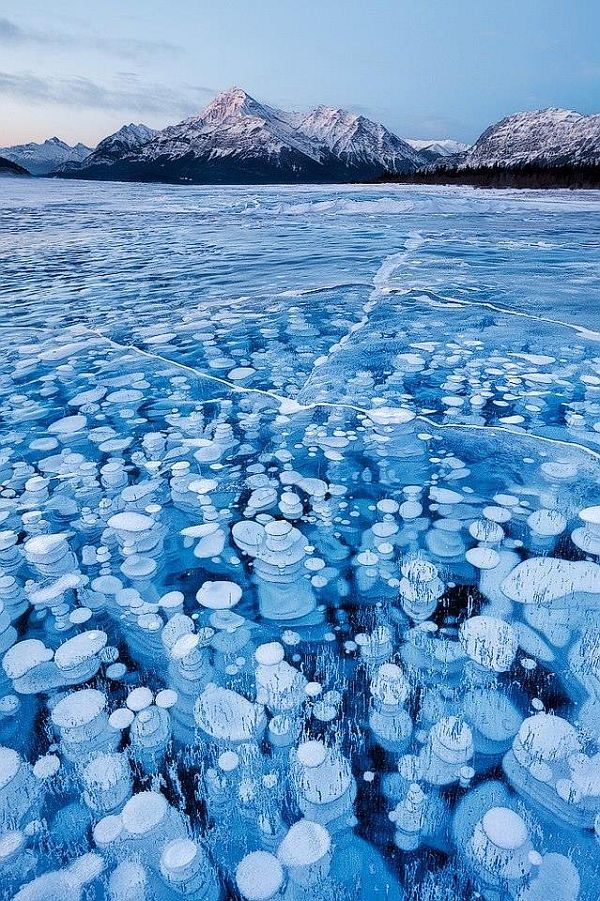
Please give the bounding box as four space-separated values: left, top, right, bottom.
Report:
0 137 91 176
53 88 425 183
1 88 450 182
407 108 600 188
1 89 598 186
432 108 600 171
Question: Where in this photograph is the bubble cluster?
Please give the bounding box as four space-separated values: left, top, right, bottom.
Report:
0 181 598 899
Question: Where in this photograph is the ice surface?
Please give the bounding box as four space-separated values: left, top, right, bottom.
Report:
0 180 598 898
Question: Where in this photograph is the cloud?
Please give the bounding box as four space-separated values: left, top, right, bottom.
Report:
0 16 181 61
0 71 214 116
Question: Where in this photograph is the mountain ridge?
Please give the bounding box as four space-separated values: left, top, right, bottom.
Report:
423 108 600 177
57 87 423 184
383 108 600 188
9 92 597 186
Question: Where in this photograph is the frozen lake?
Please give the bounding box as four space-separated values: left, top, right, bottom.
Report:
0 180 599 899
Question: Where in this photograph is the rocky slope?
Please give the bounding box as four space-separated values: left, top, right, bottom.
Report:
0 156 30 176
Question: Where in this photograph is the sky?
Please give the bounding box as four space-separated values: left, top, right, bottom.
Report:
0 0 598 147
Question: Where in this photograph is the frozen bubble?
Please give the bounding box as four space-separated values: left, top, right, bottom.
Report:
155 689 178 709
513 713 581 766
527 509 566 536
126 687 153 712
0 747 21 788
24 533 70 564
255 642 285 666
3 640 53 680
459 615 518 672
160 836 199 876
0 829 25 860
106 663 127 680
236 851 284 901
121 791 168 835
296 740 327 768
109 708 135 730
368 407 415 425
54 630 108 671
481 806 528 850
108 512 154 534
93 814 123 847
69 608 93 625
195 683 265 743
465 547 500 569
196 580 242 610
48 414 87 435
51 688 106 729
218 750 239 772
502 558 600 605
277 818 331 867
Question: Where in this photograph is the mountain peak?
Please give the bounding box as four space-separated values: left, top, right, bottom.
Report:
222 86 252 102
298 104 421 170
108 124 157 143
83 124 158 166
202 87 261 123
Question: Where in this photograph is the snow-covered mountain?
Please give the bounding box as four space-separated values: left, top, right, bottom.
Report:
296 106 421 171
72 124 158 169
136 88 324 172
406 138 470 161
54 97 600 186
0 137 91 176
433 108 600 170
59 88 422 184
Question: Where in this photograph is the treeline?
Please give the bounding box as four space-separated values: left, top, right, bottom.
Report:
380 162 600 190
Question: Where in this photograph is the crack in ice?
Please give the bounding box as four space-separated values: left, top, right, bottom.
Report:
394 289 600 342
78 328 600 466
296 232 427 397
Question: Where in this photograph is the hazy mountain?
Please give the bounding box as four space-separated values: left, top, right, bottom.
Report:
406 138 470 163
0 137 91 176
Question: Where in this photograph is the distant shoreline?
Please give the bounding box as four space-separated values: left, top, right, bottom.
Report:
9 170 600 191
379 163 600 190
